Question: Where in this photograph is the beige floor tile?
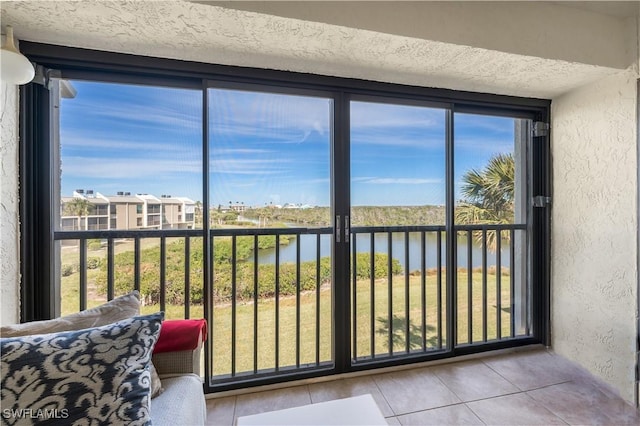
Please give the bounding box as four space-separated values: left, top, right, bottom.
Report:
612 403 640 425
433 360 519 401
373 367 461 415
206 396 236 426
467 392 566 425
308 376 394 417
204 349 638 426
397 404 483 425
234 385 311 421
527 381 640 425
482 350 576 391
565 365 630 400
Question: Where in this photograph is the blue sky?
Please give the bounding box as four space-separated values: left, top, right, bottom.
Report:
60 81 515 207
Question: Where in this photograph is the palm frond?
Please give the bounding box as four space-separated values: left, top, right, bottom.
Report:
456 153 516 252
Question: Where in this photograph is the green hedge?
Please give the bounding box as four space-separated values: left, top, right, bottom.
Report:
94 238 402 305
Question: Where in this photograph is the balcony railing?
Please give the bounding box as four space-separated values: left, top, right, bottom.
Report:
55 222 531 387
350 224 529 364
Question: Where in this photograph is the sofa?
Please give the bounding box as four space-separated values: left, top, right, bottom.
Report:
0 292 206 425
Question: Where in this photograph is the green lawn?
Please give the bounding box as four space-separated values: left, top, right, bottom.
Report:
205 271 513 376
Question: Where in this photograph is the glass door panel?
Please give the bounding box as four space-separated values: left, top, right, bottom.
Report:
55 80 203 316
207 88 334 379
453 113 531 345
350 100 447 361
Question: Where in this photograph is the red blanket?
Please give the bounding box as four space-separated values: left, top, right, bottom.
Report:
153 319 207 354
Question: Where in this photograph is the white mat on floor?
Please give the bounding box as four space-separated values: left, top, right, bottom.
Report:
236 394 388 425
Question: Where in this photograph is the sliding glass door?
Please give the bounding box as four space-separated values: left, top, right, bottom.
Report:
453 113 531 347
207 86 335 380
347 100 534 367
53 80 204 319
38 61 547 393
349 99 448 361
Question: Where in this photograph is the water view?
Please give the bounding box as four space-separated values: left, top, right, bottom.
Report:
255 232 512 269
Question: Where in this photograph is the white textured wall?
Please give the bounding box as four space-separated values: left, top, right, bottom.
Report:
0 79 20 326
551 71 638 403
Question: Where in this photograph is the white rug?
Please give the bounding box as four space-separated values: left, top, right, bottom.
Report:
236 394 388 425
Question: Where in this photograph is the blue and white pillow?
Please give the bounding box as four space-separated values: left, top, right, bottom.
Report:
1 312 163 426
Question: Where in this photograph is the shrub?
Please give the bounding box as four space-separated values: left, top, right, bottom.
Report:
93 237 402 305
86 257 102 269
87 239 102 251
352 253 402 279
61 264 75 277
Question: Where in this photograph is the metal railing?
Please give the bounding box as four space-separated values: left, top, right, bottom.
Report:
208 227 334 381
350 223 529 363
56 229 203 317
350 225 445 361
55 222 531 386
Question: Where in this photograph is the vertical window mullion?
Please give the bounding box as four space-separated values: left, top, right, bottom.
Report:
333 91 351 373
445 107 456 351
202 83 213 389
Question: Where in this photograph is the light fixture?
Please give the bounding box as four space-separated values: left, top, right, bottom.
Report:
1 26 34 85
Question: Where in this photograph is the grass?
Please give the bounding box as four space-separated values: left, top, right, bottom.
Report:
207 270 514 376
61 262 517 378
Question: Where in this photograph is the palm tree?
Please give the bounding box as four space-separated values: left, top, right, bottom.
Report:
194 201 203 226
455 153 514 251
65 197 93 230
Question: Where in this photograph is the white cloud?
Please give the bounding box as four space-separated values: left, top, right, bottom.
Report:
454 135 514 153
352 176 375 182
351 101 444 130
351 131 445 149
62 157 201 178
299 177 330 184
214 148 272 155
64 101 200 133
61 134 198 153
455 113 517 134
209 157 291 175
209 89 332 140
359 177 442 185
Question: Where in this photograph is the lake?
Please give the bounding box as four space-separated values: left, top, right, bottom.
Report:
255 231 518 271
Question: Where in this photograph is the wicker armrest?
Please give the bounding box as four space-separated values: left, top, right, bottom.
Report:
152 338 203 376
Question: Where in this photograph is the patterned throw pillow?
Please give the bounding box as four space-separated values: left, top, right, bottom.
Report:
1 313 163 426
0 291 141 338
0 291 164 399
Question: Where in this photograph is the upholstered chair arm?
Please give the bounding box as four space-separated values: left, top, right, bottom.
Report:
152 338 203 376
151 318 207 377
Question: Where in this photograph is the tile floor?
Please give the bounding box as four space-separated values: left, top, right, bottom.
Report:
206 348 640 425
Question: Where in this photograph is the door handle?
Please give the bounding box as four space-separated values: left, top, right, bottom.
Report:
344 215 350 243
335 215 341 243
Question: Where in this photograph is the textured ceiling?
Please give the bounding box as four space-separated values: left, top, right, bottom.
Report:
198 1 636 69
548 1 639 19
1 1 627 98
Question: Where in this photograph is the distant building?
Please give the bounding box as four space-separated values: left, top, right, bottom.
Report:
283 203 312 209
60 190 110 231
136 194 162 228
60 190 197 230
228 203 246 213
159 195 196 229
103 192 144 229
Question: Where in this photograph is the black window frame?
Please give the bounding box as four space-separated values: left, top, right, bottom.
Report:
19 42 551 392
